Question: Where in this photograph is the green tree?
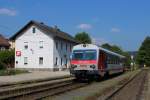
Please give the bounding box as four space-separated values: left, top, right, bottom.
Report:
123 52 131 66
101 43 123 55
0 50 15 69
101 43 112 51
74 32 92 44
136 36 150 66
111 45 123 54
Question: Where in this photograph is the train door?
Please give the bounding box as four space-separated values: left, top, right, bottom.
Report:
98 50 106 71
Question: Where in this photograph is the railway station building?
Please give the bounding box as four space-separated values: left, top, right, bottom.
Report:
10 20 78 71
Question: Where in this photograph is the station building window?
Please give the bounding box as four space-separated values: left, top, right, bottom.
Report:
61 42 63 50
61 58 63 66
24 42 28 49
32 27 36 33
39 41 43 48
56 42 58 50
55 57 58 66
70 44 72 51
39 57 43 65
66 58 68 65
66 43 67 51
24 57 28 65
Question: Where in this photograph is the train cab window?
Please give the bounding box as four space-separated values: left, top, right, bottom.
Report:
72 51 84 60
84 50 96 60
72 50 96 60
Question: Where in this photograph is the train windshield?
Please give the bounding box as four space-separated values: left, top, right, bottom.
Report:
72 50 97 60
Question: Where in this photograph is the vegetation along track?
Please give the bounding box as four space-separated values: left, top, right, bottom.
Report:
106 69 148 100
0 77 88 100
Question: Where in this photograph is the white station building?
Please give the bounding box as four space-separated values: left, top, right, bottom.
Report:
10 20 78 71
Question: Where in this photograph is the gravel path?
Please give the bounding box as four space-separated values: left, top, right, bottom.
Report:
109 69 148 100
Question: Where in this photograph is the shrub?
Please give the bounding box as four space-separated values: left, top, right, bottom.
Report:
0 50 15 68
0 61 6 70
0 69 29 76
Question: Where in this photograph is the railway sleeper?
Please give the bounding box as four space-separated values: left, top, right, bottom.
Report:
0 78 74 99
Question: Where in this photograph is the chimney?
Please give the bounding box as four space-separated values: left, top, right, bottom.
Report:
54 25 60 31
40 22 44 24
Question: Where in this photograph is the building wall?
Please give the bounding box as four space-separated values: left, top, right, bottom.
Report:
53 38 74 69
9 40 15 49
15 25 54 69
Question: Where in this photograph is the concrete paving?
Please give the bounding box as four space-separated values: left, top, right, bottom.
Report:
0 71 70 86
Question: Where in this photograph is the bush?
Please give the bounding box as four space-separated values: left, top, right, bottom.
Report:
0 61 6 70
0 50 15 68
0 69 29 76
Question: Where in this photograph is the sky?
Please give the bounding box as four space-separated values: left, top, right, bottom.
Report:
0 0 150 51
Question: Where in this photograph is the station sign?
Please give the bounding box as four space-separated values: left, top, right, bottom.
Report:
16 51 21 56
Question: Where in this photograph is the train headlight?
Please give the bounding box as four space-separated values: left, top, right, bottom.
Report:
90 65 96 69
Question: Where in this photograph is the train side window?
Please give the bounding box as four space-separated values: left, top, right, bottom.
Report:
110 59 112 64
107 60 109 64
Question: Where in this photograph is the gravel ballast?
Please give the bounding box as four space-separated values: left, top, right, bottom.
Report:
45 70 141 100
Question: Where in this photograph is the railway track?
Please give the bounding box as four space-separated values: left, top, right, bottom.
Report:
0 77 88 100
0 70 146 100
105 69 148 100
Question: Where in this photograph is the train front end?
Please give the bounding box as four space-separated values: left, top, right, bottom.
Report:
70 44 99 79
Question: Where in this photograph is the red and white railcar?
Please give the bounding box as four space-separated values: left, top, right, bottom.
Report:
70 44 125 80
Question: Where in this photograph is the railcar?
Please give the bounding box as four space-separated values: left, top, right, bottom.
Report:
70 44 125 80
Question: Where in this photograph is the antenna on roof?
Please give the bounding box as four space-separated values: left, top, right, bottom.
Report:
54 25 60 31
40 22 44 24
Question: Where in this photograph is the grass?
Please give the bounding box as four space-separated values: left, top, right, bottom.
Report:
0 69 29 76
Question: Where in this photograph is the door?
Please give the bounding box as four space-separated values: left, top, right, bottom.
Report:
98 51 106 71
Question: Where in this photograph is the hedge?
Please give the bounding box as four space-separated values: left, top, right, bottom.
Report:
0 50 15 69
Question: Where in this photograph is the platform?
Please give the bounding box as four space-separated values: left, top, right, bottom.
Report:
0 71 71 86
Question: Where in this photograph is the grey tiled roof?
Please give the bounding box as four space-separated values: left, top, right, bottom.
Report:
0 34 10 47
10 20 78 43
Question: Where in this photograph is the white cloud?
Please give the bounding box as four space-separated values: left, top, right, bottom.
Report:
77 23 92 30
111 27 120 33
0 8 17 16
92 37 109 46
